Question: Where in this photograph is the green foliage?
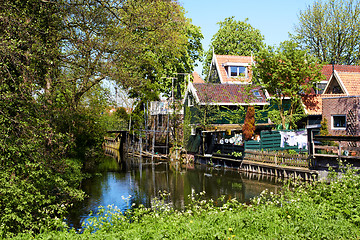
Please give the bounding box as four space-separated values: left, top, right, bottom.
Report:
220 105 246 124
293 0 360 65
254 41 324 129
191 102 220 130
242 106 256 140
287 149 298 155
231 151 243 157
16 168 360 239
268 103 305 130
320 117 330 136
203 16 264 76
115 107 129 122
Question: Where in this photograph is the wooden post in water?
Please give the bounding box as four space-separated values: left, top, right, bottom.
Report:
152 114 156 164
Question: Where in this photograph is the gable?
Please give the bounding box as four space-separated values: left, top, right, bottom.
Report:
323 70 360 95
324 72 346 94
207 54 253 84
192 72 204 83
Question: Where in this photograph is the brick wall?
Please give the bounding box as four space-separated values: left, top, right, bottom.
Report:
322 96 360 135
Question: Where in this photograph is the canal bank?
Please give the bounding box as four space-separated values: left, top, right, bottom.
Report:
66 153 282 230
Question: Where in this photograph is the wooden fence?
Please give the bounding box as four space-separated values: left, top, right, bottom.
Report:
244 130 307 152
244 149 309 168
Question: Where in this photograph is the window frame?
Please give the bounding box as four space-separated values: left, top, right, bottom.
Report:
315 81 328 94
226 66 248 78
331 115 346 130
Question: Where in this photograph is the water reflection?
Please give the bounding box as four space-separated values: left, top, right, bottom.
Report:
67 153 282 230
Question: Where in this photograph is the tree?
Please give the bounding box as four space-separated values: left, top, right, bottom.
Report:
0 0 85 236
292 0 360 65
242 106 256 141
254 41 324 129
57 0 203 106
203 16 264 77
0 0 202 235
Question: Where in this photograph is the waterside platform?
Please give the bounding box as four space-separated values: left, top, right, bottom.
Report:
195 152 318 181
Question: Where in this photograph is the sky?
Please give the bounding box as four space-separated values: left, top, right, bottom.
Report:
179 0 316 77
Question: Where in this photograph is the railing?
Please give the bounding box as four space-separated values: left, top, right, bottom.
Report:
244 150 309 168
104 137 120 150
312 135 360 160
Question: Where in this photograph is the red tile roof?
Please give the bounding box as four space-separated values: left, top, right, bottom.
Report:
214 55 253 83
192 72 204 83
322 65 360 81
336 71 360 95
193 83 267 105
305 65 360 115
303 94 347 115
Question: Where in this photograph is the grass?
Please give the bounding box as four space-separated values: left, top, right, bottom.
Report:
10 167 360 239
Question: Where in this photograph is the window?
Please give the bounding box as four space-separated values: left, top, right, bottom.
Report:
228 66 247 78
158 114 163 127
316 82 327 94
332 86 342 94
252 90 261 98
188 94 194 107
332 115 346 129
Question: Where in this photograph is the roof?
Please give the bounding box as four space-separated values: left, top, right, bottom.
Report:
303 94 347 115
192 72 204 83
213 55 253 83
335 71 360 95
305 66 360 115
322 65 360 81
192 83 268 105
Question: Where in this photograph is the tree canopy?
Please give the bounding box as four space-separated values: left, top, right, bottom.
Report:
292 0 360 65
202 16 264 77
254 41 324 129
0 0 202 236
59 0 203 104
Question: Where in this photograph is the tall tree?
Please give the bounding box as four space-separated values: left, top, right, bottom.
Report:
292 0 360 65
0 0 85 236
254 41 324 129
58 0 202 104
202 16 264 77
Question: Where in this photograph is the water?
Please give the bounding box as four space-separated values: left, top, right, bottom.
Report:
67 156 282 230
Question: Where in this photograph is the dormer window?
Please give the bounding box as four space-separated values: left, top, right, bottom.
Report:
231 66 247 77
224 65 248 78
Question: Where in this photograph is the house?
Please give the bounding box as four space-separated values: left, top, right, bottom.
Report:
192 71 205 83
321 70 360 136
183 54 272 154
185 82 269 129
304 65 360 127
184 54 270 130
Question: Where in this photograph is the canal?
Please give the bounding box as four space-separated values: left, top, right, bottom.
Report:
67 154 282 230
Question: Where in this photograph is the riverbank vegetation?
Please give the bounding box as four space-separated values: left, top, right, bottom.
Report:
0 0 202 237
9 168 360 239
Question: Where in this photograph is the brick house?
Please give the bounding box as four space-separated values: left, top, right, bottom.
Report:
320 70 360 136
304 65 360 127
322 96 360 136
